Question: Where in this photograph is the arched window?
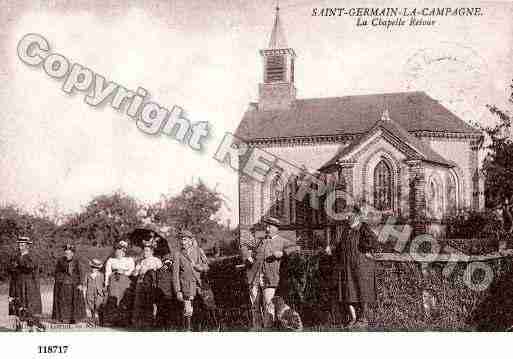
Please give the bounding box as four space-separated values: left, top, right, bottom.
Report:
427 176 443 219
374 160 392 210
446 173 457 215
270 176 284 219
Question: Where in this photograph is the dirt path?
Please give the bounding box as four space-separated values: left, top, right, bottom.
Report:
0 284 117 331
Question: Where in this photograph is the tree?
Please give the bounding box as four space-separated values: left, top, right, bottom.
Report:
482 79 513 208
150 181 233 252
61 191 143 246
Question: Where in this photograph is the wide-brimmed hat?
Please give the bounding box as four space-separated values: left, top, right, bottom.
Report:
114 240 129 250
89 258 103 269
63 243 75 252
16 236 33 245
262 217 281 227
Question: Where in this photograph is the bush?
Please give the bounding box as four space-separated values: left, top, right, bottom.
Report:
444 209 502 240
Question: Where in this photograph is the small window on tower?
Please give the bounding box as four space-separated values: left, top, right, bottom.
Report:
266 55 285 82
290 58 294 83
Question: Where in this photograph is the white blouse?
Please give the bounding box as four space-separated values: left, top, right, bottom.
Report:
104 257 135 286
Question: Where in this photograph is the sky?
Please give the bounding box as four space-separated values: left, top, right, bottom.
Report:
0 0 512 225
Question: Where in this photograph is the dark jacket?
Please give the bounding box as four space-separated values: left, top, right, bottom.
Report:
8 252 42 315
54 257 83 285
52 256 86 322
172 246 209 299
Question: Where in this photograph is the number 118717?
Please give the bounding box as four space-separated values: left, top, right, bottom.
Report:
38 346 69 354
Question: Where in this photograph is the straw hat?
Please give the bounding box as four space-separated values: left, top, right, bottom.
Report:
16 236 33 245
89 258 103 269
262 217 281 227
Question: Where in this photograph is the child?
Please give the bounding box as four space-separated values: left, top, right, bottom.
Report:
85 259 106 326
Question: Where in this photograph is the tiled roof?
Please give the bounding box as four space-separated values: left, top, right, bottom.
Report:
235 91 481 141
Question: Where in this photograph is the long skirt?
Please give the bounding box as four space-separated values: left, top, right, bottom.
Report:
132 271 156 329
9 274 42 316
155 293 181 330
103 274 134 326
52 282 86 323
155 268 181 330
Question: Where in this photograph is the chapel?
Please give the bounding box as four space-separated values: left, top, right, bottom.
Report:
235 7 484 246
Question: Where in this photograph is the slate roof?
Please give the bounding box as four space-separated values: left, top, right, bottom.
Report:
319 114 456 170
235 91 481 141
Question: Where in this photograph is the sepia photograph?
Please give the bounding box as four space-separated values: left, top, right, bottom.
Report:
1 0 513 350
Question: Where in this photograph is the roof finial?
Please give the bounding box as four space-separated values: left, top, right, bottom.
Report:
381 109 390 121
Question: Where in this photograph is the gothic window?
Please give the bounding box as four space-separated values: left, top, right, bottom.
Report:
374 160 392 211
446 173 457 215
288 178 296 224
266 55 285 82
270 176 284 219
427 176 443 219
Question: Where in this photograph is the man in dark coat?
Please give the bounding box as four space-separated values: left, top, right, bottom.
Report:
240 217 299 330
8 236 42 318
326 207 377 328
172 230 210 331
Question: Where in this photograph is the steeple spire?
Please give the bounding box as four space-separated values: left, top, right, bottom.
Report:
268 3 288 49
258 5 296 111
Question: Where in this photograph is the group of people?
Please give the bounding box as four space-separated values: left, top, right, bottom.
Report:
8 229 216 331
8 205 377 331
241 206 377 330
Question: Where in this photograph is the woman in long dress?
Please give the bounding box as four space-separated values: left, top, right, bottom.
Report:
132 240 162 329
9 237 42 318
52 244 86 324
327 207 377 328
103 240 135 326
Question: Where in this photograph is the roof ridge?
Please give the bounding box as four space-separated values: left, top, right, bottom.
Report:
294 91 427 102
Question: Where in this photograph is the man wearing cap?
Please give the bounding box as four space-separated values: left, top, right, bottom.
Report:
241 217 299 329
8 236 42 318
172 229 210 331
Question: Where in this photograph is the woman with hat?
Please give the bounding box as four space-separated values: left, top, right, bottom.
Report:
103 240 135 326
52 244 87 324
85 258 106 326
8 236 42 318
131 239 162 329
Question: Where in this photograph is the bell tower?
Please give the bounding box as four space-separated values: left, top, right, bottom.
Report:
258 5 296 111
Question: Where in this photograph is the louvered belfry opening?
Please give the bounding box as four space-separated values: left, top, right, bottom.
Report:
265 55 285 82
